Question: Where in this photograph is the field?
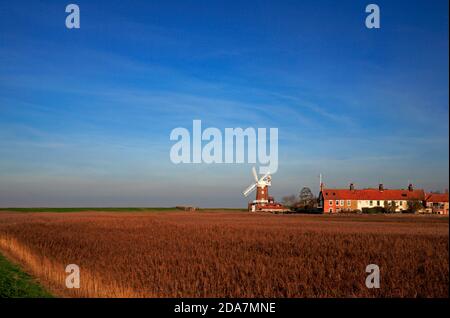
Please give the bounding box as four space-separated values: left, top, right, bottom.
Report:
0 210 448 298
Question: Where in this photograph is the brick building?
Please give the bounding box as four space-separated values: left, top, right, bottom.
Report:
424 193 449 215
318 183 426 213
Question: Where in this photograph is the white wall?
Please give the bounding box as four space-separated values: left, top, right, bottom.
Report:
357 200 407 212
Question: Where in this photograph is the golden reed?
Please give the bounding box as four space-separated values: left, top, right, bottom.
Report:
0 235 144 297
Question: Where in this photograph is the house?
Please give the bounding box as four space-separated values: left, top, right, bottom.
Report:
424 193 449 215
318 183 426 213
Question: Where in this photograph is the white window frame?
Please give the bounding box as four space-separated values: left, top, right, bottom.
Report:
329 200 333 206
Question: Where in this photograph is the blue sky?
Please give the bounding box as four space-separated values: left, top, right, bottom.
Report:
0 0 448 207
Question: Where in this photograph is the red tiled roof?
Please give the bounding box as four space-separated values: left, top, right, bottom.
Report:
322 188 425 201
425 193 449 203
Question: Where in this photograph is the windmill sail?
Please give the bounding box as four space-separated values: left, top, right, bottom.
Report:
259 171 271 183
252 166 259 183
243 183 257 197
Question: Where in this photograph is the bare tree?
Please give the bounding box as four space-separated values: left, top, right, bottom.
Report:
383 200 396 213
407 200 424 213
298 187 316 209
282 195 298 208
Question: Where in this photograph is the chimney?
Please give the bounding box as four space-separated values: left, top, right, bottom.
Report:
349 183 354 191
379 184 384 191
408 184 413 191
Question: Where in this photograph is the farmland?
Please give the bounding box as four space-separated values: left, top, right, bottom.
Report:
0 211 448 298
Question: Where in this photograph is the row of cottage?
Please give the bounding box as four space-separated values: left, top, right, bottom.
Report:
318 183 449 215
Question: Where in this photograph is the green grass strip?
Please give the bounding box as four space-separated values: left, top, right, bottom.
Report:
0 252 53 298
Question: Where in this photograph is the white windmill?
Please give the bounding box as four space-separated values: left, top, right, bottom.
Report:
242 167 273 211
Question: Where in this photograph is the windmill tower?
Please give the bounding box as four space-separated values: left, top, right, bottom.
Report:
242 167 287 213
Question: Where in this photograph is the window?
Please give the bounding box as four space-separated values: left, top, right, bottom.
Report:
399 201 403 206
377 201 380 206
329 208 333 213
336 200 339 206
329 200 333 205
347 200 351 206
340 200 344 206
369 201 373 206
